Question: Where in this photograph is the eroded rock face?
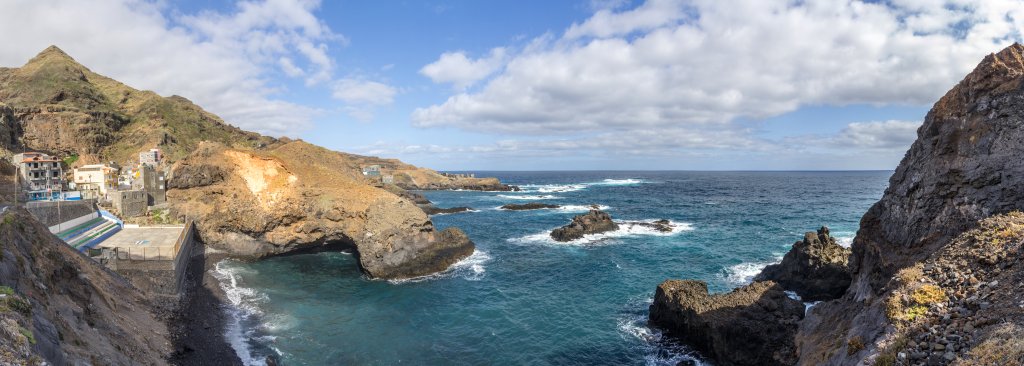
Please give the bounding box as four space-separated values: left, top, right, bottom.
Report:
168 141 475 280
500 203 560 210
550 209 618 241
0 208 171 364
756 226 852 301
649 280 805 366
797 43 1024 364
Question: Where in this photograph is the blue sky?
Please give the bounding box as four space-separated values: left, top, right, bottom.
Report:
2 0 1022 170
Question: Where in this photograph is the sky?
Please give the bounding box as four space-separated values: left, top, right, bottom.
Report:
1 0 1023 170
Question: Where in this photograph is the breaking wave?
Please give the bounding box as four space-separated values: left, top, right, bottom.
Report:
388 250 492 284
719 255 783 286
213 261 279 366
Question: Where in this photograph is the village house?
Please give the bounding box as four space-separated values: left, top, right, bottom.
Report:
362 165 381 177
13 152 64 201
73 163 120 201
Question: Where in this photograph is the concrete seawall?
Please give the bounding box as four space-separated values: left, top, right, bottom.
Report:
101 221 199 301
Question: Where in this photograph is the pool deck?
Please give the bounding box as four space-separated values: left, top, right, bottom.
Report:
98 226 184 260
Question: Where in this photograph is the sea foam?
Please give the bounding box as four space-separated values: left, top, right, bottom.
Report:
720 255 783 286
388 250 491 284
617 296 708 366
213 261 276 366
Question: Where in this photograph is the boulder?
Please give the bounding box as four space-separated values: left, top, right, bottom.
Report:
649 280 805 366
550 209 618 242
755 226 852 301
500 203 560 210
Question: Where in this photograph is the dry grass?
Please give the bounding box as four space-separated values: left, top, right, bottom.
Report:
895 264 924 286
962 324 1024 366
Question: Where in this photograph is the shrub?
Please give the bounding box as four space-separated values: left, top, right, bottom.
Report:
910 285 946 305
19 326 35 345
847 336 865 355
0 286 13 296
895 264 923 285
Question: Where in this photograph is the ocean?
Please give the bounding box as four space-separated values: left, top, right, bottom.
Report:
213 171 891 365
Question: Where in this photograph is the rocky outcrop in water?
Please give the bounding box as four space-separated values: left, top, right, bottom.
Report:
420 206 473 215
168 141 475 280
755 226 852 301
627 219 675 233
501 203 560 210
550 209 618 242
0 208 171 365
649 280 805 366
795 43 1024 364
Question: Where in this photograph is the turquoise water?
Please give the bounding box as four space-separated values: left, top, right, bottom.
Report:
215 171 890 365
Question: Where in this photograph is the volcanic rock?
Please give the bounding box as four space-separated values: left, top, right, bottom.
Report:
649 280 805 366
796 43 1024 364
168 141 475 280
550 209 618 242
755 226 852 301
421 206 474 215
500 203 561 210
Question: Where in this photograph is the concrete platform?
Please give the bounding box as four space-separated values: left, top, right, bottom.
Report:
98 226 184 260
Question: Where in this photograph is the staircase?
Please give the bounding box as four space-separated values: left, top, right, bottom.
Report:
56 216 122 251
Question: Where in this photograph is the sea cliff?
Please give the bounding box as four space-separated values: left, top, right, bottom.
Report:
650 43 1024 365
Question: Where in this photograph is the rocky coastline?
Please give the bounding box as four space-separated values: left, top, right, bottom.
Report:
755 226 852 301
648 43 1024 366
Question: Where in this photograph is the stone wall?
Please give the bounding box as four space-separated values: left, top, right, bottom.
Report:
25 199 97 227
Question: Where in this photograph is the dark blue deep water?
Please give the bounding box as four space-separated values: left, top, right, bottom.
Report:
216 171 891 365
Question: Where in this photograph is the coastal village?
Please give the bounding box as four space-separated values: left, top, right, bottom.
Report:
8 147 197 300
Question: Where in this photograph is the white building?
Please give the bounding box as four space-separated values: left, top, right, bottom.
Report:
73 164 119 200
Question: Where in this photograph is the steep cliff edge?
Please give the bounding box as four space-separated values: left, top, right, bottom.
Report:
0 208 171 365
798 43 1024 364
167 141 475 279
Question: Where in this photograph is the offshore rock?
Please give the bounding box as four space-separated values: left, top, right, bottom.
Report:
755 226 852 301
550 209 618 242
500 203 560 210
649 280 805 366
168 141 475 280
420 206 473 215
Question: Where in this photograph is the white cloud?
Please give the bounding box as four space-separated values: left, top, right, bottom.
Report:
413 0 1024 138
566 0 688 39
420 48 507 89
832 120 922 150
332 78 398 121
0 0 341 136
